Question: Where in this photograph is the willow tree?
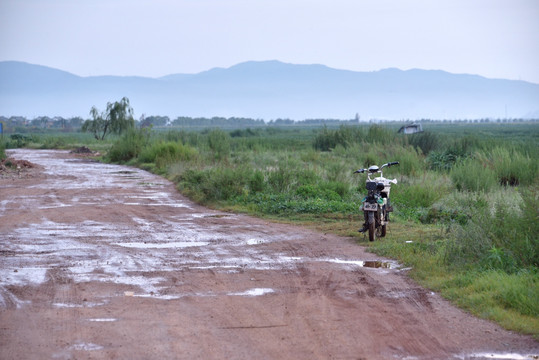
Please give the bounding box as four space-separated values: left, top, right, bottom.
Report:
82 97 135 140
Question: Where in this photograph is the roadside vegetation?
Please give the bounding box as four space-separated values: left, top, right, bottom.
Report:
3 120 538 337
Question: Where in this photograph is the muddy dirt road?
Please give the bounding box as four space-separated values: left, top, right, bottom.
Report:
1 149 537 359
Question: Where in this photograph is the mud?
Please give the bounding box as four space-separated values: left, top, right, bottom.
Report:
1 149 537 360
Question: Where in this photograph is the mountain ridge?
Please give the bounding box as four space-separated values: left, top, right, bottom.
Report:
1 60 538 119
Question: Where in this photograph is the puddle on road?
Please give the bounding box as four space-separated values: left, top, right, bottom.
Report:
229 288 275 297
131 288 276 299
112 170 137 175
363 260 395 269
53 301 108 308
112 241 210 249
137 182 165 187
69 342 104 351
456 353 538 360
325 258 399 269
246 238 265 245
133 294 184 300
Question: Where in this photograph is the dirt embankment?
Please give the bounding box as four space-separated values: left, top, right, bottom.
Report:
1 149 537 360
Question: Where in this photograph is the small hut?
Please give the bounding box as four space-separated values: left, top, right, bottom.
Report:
398 123 423 134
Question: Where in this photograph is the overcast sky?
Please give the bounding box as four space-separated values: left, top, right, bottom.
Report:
1 0 538 83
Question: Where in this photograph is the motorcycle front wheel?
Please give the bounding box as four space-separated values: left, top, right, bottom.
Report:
368 221 375 242
367 212 375 242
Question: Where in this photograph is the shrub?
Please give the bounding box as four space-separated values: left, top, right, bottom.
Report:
107 128 150 162
40 136 67 149
246 193 356 215
267 166 295 193
392 173 451 209
443 186 538 270
208 129 230 160
178 166 251 203
407 131 440 155
475 147 538 187
425 190 488 225
138 141 197 168
249 170 265 193
367 124 395 145
313 125 364 151
9 134 31 147
427 150 460 171
295 183 342 201
230 128 258 138
389 144 424 176
450 157 497 192
320 181 349 199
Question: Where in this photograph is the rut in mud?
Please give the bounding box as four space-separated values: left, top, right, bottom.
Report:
1 149 537 360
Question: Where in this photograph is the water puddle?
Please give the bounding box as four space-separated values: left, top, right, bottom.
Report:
137 182 165 187
456 353 538 360
133 294 184 300
229 288 275 297
363 260 395 269
112 170 137 175
4 267 48 286
69 342 104 351
325 258 399 269
87 318 117 322
112 241 209 248
246 238 265 245
53 301 107 308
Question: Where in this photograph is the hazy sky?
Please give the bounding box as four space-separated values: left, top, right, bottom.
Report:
1 0 538 83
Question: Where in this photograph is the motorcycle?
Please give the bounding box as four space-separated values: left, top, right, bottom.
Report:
354 162 399 241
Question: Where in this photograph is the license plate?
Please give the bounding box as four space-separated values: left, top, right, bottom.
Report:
363 202 378 211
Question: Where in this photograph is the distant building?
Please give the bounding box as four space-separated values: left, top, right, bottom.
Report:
398 123 423 134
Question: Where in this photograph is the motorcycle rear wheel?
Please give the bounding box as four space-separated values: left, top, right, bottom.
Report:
381 224 386 237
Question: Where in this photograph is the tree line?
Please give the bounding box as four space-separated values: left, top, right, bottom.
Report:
1 95 536 136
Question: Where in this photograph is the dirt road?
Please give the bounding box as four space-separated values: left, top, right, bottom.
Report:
1 149 537 360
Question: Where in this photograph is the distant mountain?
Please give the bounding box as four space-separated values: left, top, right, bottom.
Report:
1 60 538 120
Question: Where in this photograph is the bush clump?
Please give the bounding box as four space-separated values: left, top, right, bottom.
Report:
107 128 150 162
313 125 364 151
139 141 197 168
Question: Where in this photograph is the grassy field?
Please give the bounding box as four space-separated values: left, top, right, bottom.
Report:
2 121 538 337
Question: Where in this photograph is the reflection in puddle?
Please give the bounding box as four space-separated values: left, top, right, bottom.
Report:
326 258 399 269
363 261 394 269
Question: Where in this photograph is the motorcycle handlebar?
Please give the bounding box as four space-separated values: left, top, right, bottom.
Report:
355 162 399 173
